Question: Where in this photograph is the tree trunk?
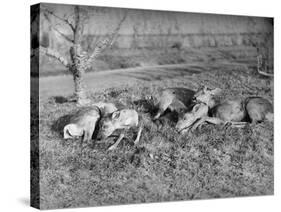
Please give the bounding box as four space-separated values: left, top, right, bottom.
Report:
70 6 90 105
72 67 89 105
69 44 89 105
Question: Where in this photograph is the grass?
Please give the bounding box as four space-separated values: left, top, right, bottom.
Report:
38 46 258 77
34 59 273 209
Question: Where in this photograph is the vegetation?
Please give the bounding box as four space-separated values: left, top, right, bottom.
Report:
39 46 259 77
40 5 127 104
247 17 273 77
35 60 273 209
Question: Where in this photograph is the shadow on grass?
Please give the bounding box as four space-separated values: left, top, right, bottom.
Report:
53 96 69 104
50 112 101 149
52 96 78 104
154 110 179 130
133 98 157 114
132 97 181 130
129 146 147 168
51 114 72 136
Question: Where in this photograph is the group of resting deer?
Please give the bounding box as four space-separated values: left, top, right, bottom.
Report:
63 86 273 150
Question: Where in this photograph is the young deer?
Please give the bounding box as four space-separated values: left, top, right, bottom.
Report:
92 102 117 116
63 106 101 142
177 86 273 133
153 87 195 120
98 109 143 150
175 86 222 133
175 102 210 133
245 97 273 123
63 102 118 142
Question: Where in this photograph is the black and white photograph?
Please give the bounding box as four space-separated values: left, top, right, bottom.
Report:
30 2 274 210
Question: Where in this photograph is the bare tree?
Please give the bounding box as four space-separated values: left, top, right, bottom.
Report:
40 6 127 105
247 18 274 77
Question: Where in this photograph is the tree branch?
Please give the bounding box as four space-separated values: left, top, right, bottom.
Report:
86 13 127 66
257 55 273 77
257 69 274 77
40 47 70 68
42 8 75 32
52 25 74 43
43 12 74 44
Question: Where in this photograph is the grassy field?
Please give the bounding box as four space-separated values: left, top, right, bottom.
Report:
38 46 258 77
34 51 274 209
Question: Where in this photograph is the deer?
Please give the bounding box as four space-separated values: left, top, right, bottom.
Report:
153 87 196 120
63 106 101 142
98 109 143 150
202 88 273 125
92 102 118 116
244 97 273 123
175 86 222 133
63 102 118 142
176 86 273 133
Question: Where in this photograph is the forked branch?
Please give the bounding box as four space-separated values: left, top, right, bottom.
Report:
42 8 75 32
43 12 74 44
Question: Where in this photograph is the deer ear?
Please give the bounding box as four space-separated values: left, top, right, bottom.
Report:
112 111 121 120
193 104 201 112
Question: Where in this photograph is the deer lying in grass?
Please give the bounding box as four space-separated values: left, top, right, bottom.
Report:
63 106 101 142
175 86 222 133
207 97 273 127
153 87 195 120
203 88 273 125
63 102 117 142
176 86 273 133
92 102 117 116
245 97 273 123
98 109 143 150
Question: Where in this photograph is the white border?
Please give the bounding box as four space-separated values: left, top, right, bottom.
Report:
0 0 280 211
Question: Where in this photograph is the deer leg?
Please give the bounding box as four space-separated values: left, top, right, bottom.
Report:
192 116 224 131
153 108 165 120
204 117 227 130
108 132 125 151
229 121 247 128
205 117 225 125
83 130 91 143
190 117 207 132
134 126 143 145
83 121 97 143
153 101 171 120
